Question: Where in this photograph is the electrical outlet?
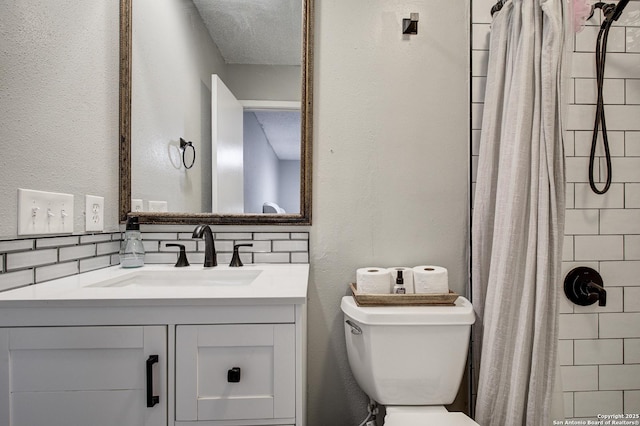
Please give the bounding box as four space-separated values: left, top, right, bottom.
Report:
18 189 74 235
85 195 104 232
131 199 143 212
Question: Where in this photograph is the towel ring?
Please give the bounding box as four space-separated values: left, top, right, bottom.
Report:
179 138 196 169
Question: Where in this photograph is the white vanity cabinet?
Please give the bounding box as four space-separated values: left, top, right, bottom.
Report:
0 326 167 426
176 324 296 423
0 264 308 426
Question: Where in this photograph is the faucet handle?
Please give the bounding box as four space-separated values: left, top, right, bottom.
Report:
166 244 190 267
229 244 253 267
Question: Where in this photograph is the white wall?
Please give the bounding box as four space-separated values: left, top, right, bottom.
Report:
243 112 280 213
131 0 227 213
308 1 470 423
226 64 301 102
278 160 301 214
0 0 120 239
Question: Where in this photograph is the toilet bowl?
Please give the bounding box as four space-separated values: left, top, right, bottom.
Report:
341 296 479 425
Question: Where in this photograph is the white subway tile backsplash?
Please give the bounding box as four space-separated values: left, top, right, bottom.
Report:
627 131 640 156
143 252 181 264
563 236 574 261
627 27 640 53
142 241 159 252
574 183 624 209
35 261 78 283
625 339 640 363
208 240 233 253
624 287 640 312
79 234 112 244
566 157 599 182
574 339 623 365
574 78 625 105
559 340 574 365
560 313 599 339
59 244 96 262
96 241 120 256
0 239 33 253
471 24 491 47
600 313 640 338
626 184 640 208
79 256 111 273
565 209 599 234
561 366 599 391
566 183 575 209
471 77 487 103
576 26 625 53
568 104 640 131
214 233 252 240
625 391 640 414
6 249 57 271
291 233 309 240
625 235 640 260
574 130 625 157
600 365 640 390
472 103 484 130
574 391 623 418
139 232 178 240
601 209 640 234
0 269 33 292
600 261 640 286
472 50 489 77
36 236 79 248
253 252 290 264
607 157 640 182
563 392 574 418
273 240 308 252
617 2 640 26
575 235 624 261
626 79 640 104
254 233 290 241
291 252 309 264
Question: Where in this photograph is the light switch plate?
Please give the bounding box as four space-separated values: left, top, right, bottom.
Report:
18 189 74 235
85 195 104 232
148 201 168 212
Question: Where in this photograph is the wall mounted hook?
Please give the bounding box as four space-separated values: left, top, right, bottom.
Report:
402 13 419 35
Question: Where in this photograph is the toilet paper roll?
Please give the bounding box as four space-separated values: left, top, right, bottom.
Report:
356 267 392 294
412 265 449 294
387 267 415 293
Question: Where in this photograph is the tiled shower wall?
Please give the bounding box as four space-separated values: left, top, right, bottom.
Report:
472 0 640 419
0 229 309 293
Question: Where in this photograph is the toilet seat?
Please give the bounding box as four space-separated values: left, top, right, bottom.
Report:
384 406 480 426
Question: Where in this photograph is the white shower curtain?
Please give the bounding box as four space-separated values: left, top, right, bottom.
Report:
471 0 567 425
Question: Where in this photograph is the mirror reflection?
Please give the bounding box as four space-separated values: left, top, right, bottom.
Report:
130 0 303 215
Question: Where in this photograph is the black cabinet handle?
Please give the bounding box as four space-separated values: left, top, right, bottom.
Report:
228 367 241 383
146 355 160 407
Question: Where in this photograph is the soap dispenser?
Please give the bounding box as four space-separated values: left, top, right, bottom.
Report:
120 216 145 268
393 270 406 294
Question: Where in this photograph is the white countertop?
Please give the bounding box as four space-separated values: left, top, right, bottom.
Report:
0 264 309 307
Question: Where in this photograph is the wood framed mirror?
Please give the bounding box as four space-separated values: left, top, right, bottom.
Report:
119 0 313 225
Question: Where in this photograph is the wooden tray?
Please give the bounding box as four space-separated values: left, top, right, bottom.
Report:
350 283 458 307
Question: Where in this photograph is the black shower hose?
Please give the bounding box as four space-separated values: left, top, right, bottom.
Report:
589 17 614 194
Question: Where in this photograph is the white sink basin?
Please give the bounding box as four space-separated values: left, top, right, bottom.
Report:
88 269 262 288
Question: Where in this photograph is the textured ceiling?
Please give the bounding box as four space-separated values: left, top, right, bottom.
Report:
192 0 302 65
252 110 300 160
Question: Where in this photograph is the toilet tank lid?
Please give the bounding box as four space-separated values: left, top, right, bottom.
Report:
340 296 476 326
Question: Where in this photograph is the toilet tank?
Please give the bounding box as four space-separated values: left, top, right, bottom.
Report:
341 296 475 405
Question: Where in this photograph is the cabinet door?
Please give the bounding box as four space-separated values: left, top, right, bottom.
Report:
0 326 166 426
176 324 295 422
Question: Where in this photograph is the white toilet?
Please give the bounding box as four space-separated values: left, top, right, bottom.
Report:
341 295 479 425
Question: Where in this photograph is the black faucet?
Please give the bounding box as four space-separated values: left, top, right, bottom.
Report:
192 225 217 267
